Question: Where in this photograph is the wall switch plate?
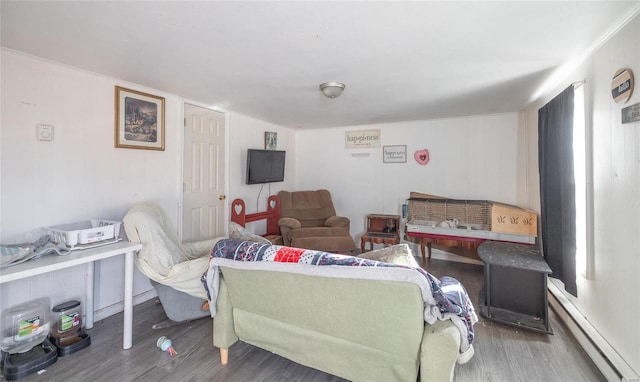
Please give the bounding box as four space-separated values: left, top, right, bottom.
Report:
37 124 54 141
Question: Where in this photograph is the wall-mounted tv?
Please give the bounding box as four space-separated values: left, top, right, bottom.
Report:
246 149 286 184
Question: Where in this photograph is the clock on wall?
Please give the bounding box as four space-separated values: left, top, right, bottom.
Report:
611 68 634 104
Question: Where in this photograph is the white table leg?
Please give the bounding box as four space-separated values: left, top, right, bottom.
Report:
123 250 134 349
85 262 95 329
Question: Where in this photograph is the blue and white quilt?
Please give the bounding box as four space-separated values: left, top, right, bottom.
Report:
202 238 478 357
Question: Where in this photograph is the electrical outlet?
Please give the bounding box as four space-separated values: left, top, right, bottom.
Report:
37 124 54 141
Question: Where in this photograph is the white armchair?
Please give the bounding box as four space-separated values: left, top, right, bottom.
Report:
123 202 223 328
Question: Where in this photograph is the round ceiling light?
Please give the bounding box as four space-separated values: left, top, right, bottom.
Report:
319 82 345 98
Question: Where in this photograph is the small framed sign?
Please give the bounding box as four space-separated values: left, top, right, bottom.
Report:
622 102 640 124
383 145 407 163
345 129 381 149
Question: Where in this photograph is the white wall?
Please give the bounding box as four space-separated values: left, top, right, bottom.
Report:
519 14 640 374
0 50 297 320
0 50 186 317
226 113 296 233
294 114 520 238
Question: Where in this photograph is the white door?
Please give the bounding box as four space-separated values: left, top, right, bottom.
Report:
182 103 226 242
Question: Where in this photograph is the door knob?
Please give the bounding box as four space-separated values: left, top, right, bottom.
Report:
219 195 226 200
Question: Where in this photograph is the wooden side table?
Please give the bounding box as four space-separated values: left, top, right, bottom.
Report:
361 214 400 252
406 231 485 265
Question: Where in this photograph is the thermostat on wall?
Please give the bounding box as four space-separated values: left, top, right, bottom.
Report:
37 124 54 141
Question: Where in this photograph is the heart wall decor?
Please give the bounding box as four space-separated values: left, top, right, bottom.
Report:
414 149 430 166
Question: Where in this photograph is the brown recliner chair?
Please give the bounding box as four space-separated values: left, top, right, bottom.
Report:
278 189 356 253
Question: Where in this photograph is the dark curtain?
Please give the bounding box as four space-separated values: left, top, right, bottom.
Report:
538 85 577 296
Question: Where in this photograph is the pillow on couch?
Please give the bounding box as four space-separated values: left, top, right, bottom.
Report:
229 222 271 244
358 244 420 268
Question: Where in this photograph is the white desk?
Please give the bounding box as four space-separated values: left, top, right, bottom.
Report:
0 241 142 349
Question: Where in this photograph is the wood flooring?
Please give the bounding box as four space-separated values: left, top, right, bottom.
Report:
6 258 604 382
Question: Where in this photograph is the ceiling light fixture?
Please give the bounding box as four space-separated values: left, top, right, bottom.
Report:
319 82 345 98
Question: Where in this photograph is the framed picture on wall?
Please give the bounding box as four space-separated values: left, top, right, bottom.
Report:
265 131 277 150
115 86 165 150
383 145 407 163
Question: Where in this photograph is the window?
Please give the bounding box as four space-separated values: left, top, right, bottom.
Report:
572 83 593 279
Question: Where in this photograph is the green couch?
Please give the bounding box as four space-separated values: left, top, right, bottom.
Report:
212 260 463 381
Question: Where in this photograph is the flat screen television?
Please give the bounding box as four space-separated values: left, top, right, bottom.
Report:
246 149 286 184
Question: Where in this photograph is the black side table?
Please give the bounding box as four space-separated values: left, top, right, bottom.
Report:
478 241 553 334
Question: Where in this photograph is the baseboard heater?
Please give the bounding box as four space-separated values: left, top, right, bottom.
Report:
94 289 157 322
547 282 639 382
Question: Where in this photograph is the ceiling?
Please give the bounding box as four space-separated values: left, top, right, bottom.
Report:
2 1 639 129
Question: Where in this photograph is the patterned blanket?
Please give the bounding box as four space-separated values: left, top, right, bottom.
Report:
202 238 477 355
